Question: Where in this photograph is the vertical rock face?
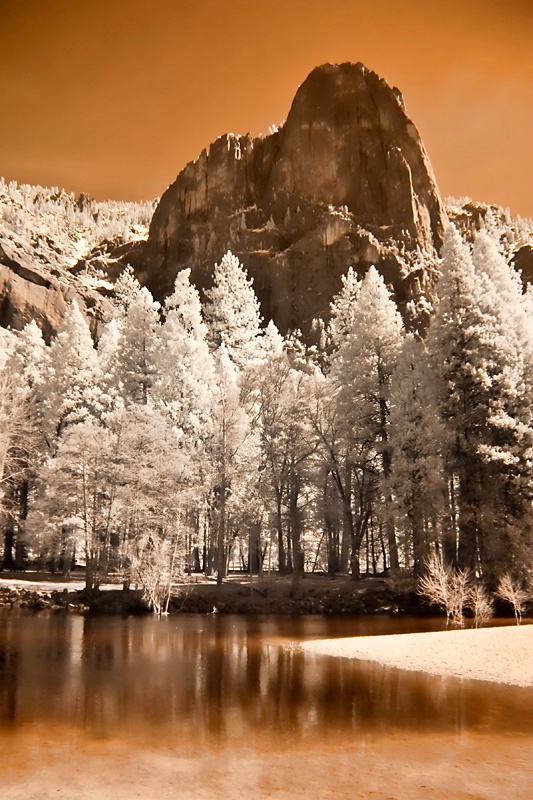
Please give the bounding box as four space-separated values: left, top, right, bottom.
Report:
142 62 447 335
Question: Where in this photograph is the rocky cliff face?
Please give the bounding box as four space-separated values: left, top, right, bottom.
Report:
0 181 153 340
0 241 107 341
142 62 447 335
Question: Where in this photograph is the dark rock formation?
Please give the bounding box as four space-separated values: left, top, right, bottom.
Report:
142 62 447 335
512 244 533 286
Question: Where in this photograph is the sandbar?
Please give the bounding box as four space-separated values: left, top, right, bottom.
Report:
300 623 533 686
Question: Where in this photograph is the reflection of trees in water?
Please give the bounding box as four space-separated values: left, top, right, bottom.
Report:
0 638 19 725
1 615 533 744
74 616 532 743
0 613 75 727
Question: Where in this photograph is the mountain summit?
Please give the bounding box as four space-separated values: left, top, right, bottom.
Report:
142 62 447 334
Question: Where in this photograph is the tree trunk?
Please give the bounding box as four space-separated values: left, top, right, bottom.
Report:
338 461 352 573
378 374 399 571
323 470 339 577
385 517 399 572
216 488 226 589
289 465 304 595
275 489 286 574
457 468 480 571
249 522 261 575
351 505 372 580
410 505 427 578
2 529 15 571
441 476 459 567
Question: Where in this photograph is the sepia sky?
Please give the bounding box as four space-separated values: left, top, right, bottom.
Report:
1 0 532 216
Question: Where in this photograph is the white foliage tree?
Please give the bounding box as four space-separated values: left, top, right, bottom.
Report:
251 339 316 578
113 287 161 406
107 405 189 599
153 269 216 442
0 323 46 568
113 264 141 315
387 335 446 575
40 300 101 445
97 317 122 411
327 266 361 353
208 344 260 587
204 250 263 370
29 419 117 588
427 225 533 578
328 266 404 573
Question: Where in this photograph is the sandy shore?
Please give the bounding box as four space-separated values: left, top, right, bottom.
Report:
301 623 533 686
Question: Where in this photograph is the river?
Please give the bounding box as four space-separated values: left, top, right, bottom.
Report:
1 612 532 799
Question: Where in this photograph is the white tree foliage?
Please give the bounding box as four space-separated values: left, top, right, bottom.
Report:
204 250 263 370
387 335 446 573
427 225 533 577
3 225 533 595
328 266 404 572
40 300 101 444
153 269 216 442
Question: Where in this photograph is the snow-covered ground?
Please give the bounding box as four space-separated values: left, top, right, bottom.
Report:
0 576 118 592
301 624 533 687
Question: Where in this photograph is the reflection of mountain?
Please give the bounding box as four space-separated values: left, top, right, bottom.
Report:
0 615 532 748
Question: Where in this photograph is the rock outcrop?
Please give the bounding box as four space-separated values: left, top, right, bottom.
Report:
142 62 447 335
0 181 152 340
512 244 533 286
0 241 110 341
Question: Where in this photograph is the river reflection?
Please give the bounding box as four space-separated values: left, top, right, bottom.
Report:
1 612 532 749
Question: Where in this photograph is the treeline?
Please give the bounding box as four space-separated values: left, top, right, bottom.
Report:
0 177 156 252
1 226 533 607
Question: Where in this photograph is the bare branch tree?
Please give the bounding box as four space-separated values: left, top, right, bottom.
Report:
418 552 470 626
467 583 494 628
496 573 530 624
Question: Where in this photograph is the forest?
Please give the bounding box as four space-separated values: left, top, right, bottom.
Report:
1 222 533 612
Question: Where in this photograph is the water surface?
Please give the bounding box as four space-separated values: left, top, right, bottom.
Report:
1 613 532 799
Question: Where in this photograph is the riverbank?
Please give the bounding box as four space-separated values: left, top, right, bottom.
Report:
0 580 145 614
0 572 426 615
1 571 530 620
301 624 533 686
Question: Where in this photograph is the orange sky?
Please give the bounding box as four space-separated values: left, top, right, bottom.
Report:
1 0 532 216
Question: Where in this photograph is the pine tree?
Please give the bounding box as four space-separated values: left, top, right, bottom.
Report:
113 264 141 315
329 266 404 574
427 225 533 579
204 251 263 370
327 266 361 352
208 345 259 587
153 269 215 441
41 300 101 444
0 326 44 568
251 336 316 577
114 287 161 406
97 317 122 411
471 232 533 577
387 335 446 575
